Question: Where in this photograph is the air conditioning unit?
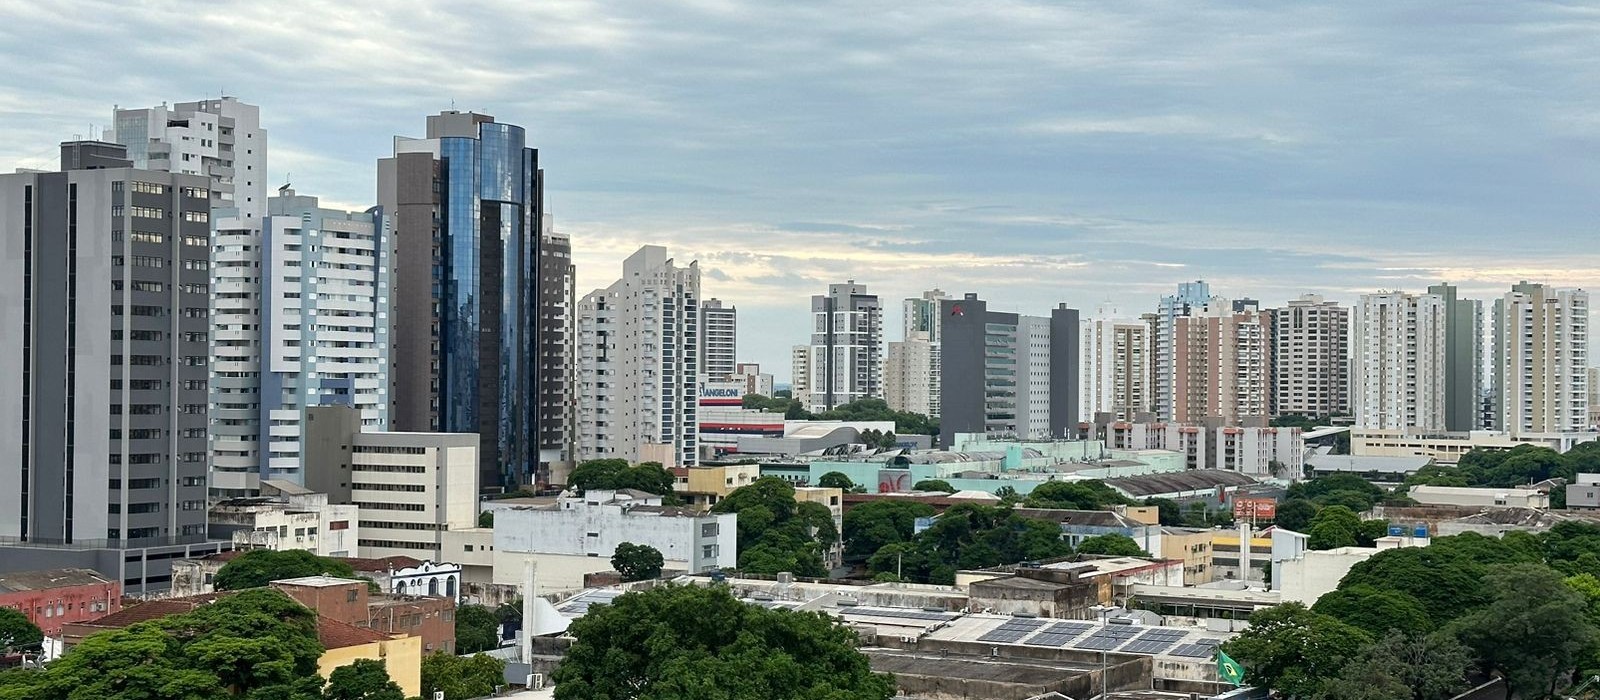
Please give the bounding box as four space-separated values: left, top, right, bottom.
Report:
527 673 545 690
433 693 445 700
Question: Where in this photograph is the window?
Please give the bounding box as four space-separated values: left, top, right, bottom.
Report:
346 590 358 602
183 211 208 223
130 205 163 219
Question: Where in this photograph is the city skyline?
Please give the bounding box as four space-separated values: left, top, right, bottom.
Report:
3 2 1599 379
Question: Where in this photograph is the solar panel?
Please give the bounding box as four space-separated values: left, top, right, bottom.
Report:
1169 644 1217 658
1023 622 1094 647
841 607 957 622
978 629 1029 643
1118 639 1178 655
1131 629 1187 644
1075 635 1122 650
1196 638 1222 647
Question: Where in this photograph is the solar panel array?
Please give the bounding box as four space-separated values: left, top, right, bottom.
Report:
840 606 959 622
1023 621 1095 647
557 589 622 615
1073 625 1142 651
1115 628 1187 654
977 617 1049 643
1169 643 1217 658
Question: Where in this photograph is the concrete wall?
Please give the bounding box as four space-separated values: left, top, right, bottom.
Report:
318 635 422 699
1277 548 1375 605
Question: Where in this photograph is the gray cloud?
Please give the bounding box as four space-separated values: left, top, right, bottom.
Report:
2 0 1598 380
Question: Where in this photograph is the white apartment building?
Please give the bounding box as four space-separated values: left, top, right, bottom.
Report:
492 489 737 595
576 246 702 466
1017 316 1055 438
800 281 883 412
700 298 737 380
902 289 947 417
214 190 391 495
1097 420 1304 479
791 345 812 406
1079 304 1150 422
210 488 361 558
1273 294 1349 418
1354 291 1449 430
884 332 936 416
111 97 267 221
1492 282 1589 435
1589 367 1600 429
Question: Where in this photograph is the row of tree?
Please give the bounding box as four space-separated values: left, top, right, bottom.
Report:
712 478 840 577
1223 522 1600 698
742 395 939 436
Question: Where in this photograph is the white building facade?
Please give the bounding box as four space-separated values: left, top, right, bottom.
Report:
576 246 702 466
700 298 737 380
884 333 936 417
1353 291 1449 430
1492 282 1589 435
1079 304 1150 422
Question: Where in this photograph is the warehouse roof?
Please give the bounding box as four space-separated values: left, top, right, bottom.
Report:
1104 470 1257 497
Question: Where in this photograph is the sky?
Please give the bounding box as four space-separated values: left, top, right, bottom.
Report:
3 1 1599 382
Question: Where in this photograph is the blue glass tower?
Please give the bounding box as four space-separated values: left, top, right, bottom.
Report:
382 112 543 490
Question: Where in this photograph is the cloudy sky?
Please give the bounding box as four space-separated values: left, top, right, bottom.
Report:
4 1 1598 381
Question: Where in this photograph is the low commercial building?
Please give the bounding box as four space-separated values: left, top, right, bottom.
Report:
1303 450 1432 484
0 568 120 658
1569 473 1600 510
1271 527 1428 606
1352 429 1598 463
1009 508 1165 558
1407 484 1549 509
1209 530 1272 582
1160 527 1215 585
967 567 1100 618
301 405 480 561
1129 583 1279 632
208 485 360 558
1080 416 1304 479
672 463 761 508
794 486 845 570
272 575 456 656
1102 470 1258 501
494 490 737 595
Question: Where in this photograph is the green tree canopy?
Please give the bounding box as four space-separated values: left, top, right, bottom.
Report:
867 504 1072 584
713 477 836 576
567 459 677 498
1306 505 1361 550
1022 480 1133 510
1287 473 1385 512
477 510 494 528
0 608 42 652
1073 533 1148 557
422 652 507 700
1273 498 1318 532
1142 498 1183 526
1316 630 1474 700
612 542 665 582
454 603 502 655
841 500 936 561
323 658 405 700
816 471 857 490
1451 564 1597 699
551 584 894 700
1311 585 1432 638
911 479 956 494
1220 602 1371 698
214 549 359 591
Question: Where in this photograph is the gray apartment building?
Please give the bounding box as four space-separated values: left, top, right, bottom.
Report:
938 293 1079 448
0 141 229 593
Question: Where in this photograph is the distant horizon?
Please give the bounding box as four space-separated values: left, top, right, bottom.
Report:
3 2 1596 381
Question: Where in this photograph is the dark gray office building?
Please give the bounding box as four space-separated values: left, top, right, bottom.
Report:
0 142 229 593
939 294 1079 448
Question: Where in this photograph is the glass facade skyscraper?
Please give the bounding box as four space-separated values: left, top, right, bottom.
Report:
381 112 546 490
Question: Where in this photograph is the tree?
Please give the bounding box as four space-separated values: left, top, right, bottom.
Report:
867 504 1072 584
422 652 507 700
477 510 494 528
1305 505 1361 550
0 608 42 652
1311 585 1432 638
324 658 405 700
713 478 834 576
0 624 225 700
841 500 936 561
455 604 502 655
566 459 678 500
995 486 1021 505
1220 603 1371 698
1451 564 1597 699
1143 498 1183 526
817 471 856 490
612 542 665 582
213 549 358 590
1023 480 1133 510
551 584 894 700
1073 533 1148 557
1274 498 1318 532
1317 630 1474 700
911 479 955 494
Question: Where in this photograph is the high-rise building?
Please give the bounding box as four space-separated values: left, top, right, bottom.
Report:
801 281 882 412
1152 281 1217 421
1492 282 1589 435
1429 283 1483 432
1272 294 1350 419
1079 303 1150 422
939 294 1078 447
379 111 550 491
790 345 812 406
899 289 947 418
0 141 229 593
1588 367 1600 431
884 332 936 416
700 298 737 380
1171 301 1272 424
536 226 577 485
733 363 774 398
576 246 702 467
1353 291 1449 430
208 189 390 496
107 98 272 498
110 97 268 221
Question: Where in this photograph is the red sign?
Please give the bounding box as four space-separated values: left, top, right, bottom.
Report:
1233 498 1277 520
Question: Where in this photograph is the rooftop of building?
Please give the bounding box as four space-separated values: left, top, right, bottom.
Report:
317 616 395 649
1305 449 1432 475
0 568 114 593
342 556 426 572
865 648 1096 684
1409 484 1545 496
1103 470 1258 497
921 612 1227 661
1011 508 1151 529
272 575 364 588
70 593 227 630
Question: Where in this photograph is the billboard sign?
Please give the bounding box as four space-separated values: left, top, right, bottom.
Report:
1232 498 1277 520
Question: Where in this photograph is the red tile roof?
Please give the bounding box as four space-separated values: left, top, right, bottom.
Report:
317 617 394 649
77 594 225 629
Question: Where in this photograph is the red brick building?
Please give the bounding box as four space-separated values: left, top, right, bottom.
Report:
0 568 120 638
270 576 456 655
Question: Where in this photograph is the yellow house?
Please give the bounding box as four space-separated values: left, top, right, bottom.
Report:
1161 526 1216 585
317 617 423 697
677 464 761 506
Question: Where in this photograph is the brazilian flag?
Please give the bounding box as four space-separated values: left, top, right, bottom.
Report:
1216 650 1245 686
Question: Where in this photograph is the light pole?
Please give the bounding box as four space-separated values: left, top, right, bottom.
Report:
1093 604 1111 699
